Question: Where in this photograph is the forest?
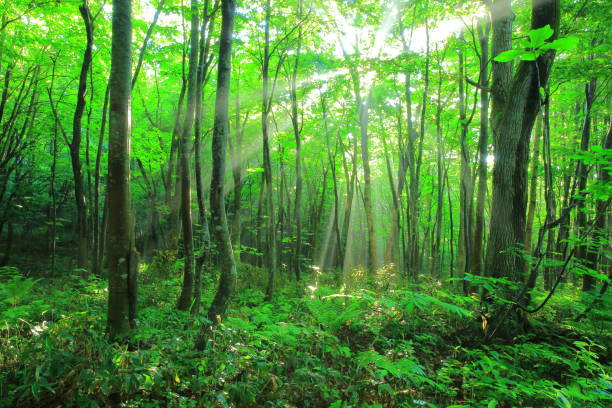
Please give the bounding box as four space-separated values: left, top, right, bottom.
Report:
0 0 610 406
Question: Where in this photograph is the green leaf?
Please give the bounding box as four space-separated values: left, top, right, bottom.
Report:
493 49 524 62
540 37 579 51
528 24 554 48
521 51 539 61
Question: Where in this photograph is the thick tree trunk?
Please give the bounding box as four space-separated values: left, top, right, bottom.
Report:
107 0 135 339
486 0 559 279
485 0 560 336
207 0 237 322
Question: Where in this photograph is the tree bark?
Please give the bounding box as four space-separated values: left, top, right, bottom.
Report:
93 84 110 275
471 17 490 276
71 2 94 271
192 0 216 315
524 112 542 265
262 0 278 300
576 78 597 291
485 0 560 335
176 0 199 311
107 0 135 339
432 67 444 277
207 0 237 322
290 0 303 281
229 77 246 261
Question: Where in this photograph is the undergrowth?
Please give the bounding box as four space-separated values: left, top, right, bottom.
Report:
0 263 610 408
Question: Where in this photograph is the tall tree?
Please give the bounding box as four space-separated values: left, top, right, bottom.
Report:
207 0 237 322
485 0 560 332
71 1 94 271
176 0 199 311
471 16 491 276
575 78 597 292
107 0 135 339
290 0 304 281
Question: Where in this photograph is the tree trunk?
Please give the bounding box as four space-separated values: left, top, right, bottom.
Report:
192 0 215 315
322 95 343 271
229 80 246 261
262 0 278 301
93 84 110 275
471 17 490 276
207 0 237 322
576 78 597 291
176 0 199 311
432 65 444 277
485 0 560 335
290 0 303 281
107 0 135 339
457 41 475 294
71 2 93 271
524 112 542 265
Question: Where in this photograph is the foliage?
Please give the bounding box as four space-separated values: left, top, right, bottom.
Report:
1 267 610 407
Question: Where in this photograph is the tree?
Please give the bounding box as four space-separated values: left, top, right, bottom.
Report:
485 0 560 332
207 0 237 322
107 0 135 339
176 0 200 312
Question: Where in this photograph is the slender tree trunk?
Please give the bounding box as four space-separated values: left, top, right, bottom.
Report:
71 2 94 271
107 0 135 339
48 60 59 275
339 131 357 272
471 17 490 276
432 66 444 277
322 95 343 270
542 95 557 290
192 0 215 315
176 0 199 311
131 0 164 89
207 0 237 322
93 84 110 275
524 113 542 263
586 122 611 288
407 13 430 278
445 167 455 277
229 81 246 261
576 78 597 291
290 1 303 280
457 41 475 294
263 0 278 300
166 51 188 253
381 123 399 267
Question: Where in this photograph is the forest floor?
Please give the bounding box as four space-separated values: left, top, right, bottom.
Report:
0 258 610 408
